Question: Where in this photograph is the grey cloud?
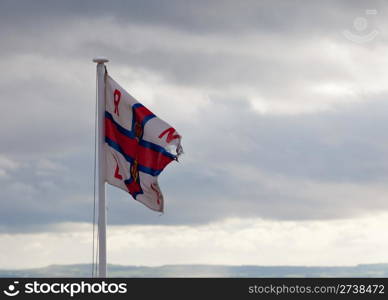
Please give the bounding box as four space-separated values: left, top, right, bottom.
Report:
1 96 388 232
1 0 388 232
1 1 386 93
0 0 383 35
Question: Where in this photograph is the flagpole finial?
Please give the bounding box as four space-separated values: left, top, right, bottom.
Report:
93 57 109 64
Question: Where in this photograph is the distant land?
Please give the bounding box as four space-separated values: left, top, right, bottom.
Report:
1 264 388 277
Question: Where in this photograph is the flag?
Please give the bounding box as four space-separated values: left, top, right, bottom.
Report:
104 74 183 212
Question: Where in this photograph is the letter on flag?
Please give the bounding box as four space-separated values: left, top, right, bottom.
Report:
104 74 183 212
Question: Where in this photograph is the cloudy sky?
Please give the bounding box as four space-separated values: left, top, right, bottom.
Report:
1 0 388 270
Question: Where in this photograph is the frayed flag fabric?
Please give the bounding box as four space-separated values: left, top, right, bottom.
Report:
104 74 183 212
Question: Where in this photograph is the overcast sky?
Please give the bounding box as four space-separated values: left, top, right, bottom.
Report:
1 0 388 269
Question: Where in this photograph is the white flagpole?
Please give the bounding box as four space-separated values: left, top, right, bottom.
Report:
93 57 109 277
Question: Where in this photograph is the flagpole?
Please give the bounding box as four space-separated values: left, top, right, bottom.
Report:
93 57 109 277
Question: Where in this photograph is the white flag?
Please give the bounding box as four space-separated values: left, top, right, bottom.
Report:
104 74 182 212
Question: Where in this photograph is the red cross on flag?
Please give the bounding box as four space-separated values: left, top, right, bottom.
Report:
104 74 183 212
